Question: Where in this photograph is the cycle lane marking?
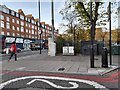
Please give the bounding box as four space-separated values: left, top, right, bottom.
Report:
0 76 109 90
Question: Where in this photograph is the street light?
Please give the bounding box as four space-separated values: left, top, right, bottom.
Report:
51 0 54 42
38 0 42 54
39 29 42 54
108 2 112 65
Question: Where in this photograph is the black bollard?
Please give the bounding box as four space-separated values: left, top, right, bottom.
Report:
102 47 108 68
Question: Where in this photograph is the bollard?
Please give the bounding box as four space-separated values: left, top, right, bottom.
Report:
101 47 108 68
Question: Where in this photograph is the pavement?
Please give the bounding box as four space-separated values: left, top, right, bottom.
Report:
1 50 120 75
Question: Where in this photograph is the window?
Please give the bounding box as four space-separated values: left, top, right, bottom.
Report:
6 17 10 22
29 35 31 38
35 26 37 30
32 25 34 29
12 26 15 30
42 24 44 28
29 24 31 28
6 22 10 29
11 11 15 16
1 21 4 28
26 29 28 33
0 15 4 20
21 26 24 32
20 15 24 20
1 31 4 35
32 30 34 34
28 18 30 22
17 27 20 31
32 20 35 24
3 8 9 14
25 17 28 21
26 23 28 27
17 33 20 36
17 20 19 24
0 5 2 11
38 22 40 26
12 19 15 23
35 31 37 35
12 33 15 36
21 21 24 26
7 32 10 36
16 13 19 17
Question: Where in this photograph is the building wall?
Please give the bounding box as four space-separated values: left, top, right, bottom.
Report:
0 5 59 49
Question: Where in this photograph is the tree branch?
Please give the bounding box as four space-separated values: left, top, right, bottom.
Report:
78 2 90 20
94 2 100 22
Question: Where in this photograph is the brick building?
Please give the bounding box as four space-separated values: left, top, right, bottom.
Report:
0 5 59 49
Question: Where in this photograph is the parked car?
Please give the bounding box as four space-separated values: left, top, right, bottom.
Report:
2 48 21 54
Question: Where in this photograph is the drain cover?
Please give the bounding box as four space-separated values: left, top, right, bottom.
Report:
58 67 65 71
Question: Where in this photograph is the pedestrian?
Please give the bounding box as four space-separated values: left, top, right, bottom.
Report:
8 41 17 62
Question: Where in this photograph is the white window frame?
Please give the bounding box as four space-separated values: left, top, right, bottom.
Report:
6 16 10 22
6 22 10 29
21 26 24 32
21 21 24 26
1 21 4 28
12 18 15 23
1 31 4 35
7 32 10 36
0 15 4 20
17 27 20 31
17 20 19 24
12 26 15 30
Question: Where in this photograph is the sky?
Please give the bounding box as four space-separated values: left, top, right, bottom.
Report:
0 0 119 34
1 0 66 34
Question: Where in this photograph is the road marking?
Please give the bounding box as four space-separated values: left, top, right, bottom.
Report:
0 76 109 90
27 79 79 89
15 67 26 71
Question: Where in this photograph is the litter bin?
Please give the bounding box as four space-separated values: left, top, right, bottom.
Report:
101 47 108 68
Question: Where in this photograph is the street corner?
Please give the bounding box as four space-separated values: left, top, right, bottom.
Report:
0 75 109 90
87 65 120 76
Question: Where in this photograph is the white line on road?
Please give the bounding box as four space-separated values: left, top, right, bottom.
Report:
15 67 26 71
0 76 109 90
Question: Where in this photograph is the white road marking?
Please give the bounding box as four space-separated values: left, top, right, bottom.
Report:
0 76 109 90
15 67 26 71
27 79 79 89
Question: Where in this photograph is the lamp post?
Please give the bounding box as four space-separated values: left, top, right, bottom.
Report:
38 0 42 54
108 2 112 65
51 0 54 42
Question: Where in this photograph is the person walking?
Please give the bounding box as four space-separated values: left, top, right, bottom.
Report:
8 41 17 62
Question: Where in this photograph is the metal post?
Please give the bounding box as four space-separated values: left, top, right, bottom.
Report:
90 2 94 68
109 2 112 65
74 26 76 55
39 35 42 54
51 0 54 42
38 0 42 54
